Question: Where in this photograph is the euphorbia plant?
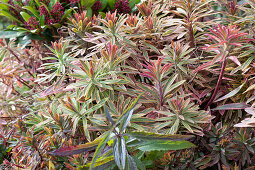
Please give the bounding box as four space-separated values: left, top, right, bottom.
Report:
2 0 255 169
51 94 196 169
194 24 252 110
131 57 186 110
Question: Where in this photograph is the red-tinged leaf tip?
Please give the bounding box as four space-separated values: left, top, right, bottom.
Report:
229 56 241 66
50 143 98 156
193 61 213 73
205 24 250 51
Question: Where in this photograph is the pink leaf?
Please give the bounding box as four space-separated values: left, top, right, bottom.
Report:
229 56 241 66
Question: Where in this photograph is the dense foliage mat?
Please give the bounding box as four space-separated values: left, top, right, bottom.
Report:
0 0 255 169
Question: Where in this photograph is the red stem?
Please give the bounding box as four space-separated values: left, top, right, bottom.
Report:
15 76 33 89
205 57 227 110
158 81 163 107
189 23 195 48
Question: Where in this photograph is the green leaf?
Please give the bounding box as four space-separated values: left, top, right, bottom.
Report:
87 7 93 17
169 118 180 135
215 82 246 102
83 118 91 142
99 12 106 18
0 10 22 24
81 0 96 7
0 1 14 9
0 50 6 62
127 154 138 170
113 138 121 170
72 116 79 136
114 93 143 128
128 0 141 9
212 103 250 110
241 55 255 71
61 8 73 22
143 41 161 54
120 108 134 132
34 0 41 6
137 140 196 152
105 105 114 125
244 83 255 93
100 0 108 11
82 98 108 115
128 132 194 141
107 0 117 10
22 6 39 19
49 0 57 7
164 80 186 96
90 132 111 170
181 121 193 133
20 12 31 22
78 156 115 170
120 137 127 169
132 156 145 170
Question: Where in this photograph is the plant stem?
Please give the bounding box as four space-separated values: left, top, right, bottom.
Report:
187 9 195 49
158 81 163 108
189 23 195 48
15 76 33 89
6 46 35 78
205 56 227 110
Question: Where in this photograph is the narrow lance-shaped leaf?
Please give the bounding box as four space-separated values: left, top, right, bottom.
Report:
72 116 79 136
212 103 250 110
78 156 115 170
22 6 39 18
120 137 127 170
164 80 186 97
214 82 246 102
105 105 115 125
127 154 138 170
50 137 103 156
0 10 23 24
61 8 74 22
137 140 196 152
120 108 134 132
243 83 255 93
169 118 180 135
143 41 161 54
128 131 194 141
90 132 111 170
84 98 108 115
113 138 121 170
83 118 91 142
114 93 143 128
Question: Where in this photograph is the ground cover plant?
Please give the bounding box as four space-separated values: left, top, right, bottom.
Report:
0 0 255 169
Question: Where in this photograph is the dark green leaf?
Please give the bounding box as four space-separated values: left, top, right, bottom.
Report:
215 82 246 102
127 154 138 170
105 105 114 125
128 131 194 141
22 6 39 19
120 137 127 169
90 132 111 170
113 138 121 169
137 140 196 152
